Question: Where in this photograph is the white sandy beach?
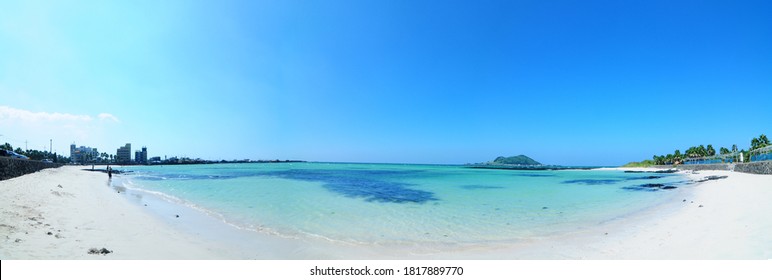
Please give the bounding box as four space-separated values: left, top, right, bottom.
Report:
515 168 772 259
588 168 772 259
1 166 770 259
0 166 242 259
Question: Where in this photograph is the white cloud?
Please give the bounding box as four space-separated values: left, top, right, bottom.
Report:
0 105 119 123
0 106 123 154
98 113 120 123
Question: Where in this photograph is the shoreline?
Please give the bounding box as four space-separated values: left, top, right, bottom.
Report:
543 167 771 259
1 166 770 259
0 166 240 259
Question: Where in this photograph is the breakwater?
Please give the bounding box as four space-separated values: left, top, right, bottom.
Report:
0 157 63 180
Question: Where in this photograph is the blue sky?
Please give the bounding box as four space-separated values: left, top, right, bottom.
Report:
1 0 770 165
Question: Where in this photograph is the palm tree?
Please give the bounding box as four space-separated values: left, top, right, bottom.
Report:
653 155 664 165
760 134 770 147
751 137 760 150
707 144 716 156
674 150 682 164
687 146 701 158
732 144 738 153
719 147 730 155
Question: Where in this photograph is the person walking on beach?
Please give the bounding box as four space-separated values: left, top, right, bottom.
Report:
107 165 112 179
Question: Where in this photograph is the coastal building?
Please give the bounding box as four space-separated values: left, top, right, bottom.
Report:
142 146 148 163
134 146 148 164
116 143 131 163
69 143 98 164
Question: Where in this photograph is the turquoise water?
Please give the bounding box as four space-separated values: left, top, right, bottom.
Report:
119 163 687 245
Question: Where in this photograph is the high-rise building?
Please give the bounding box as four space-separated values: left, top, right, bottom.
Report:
116 143 131 163
70 144 76 162
134 146 148 164
70 143 98 164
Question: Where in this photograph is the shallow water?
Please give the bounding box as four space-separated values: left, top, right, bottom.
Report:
118 163 687 245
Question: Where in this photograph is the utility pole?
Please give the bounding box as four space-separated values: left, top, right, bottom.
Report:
25 140 28 151
50 139 52 154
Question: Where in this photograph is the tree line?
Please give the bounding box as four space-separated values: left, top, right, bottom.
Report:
650 134 769 165
1 142 69 163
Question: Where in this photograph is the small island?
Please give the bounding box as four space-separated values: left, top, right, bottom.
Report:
466 155 593 170
489 155 542 165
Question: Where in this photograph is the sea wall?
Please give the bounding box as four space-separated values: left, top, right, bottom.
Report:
664 162 772 175
0 157 63 181
734 161 772 175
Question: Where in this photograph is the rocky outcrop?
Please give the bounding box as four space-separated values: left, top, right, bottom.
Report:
0 157 63 180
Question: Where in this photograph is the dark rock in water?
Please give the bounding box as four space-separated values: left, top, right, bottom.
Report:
623 183 676 191
654 169 678 173
83 168 129 174
622 186 659 192
626 176 664 181
562 179 621 185
683 199 687 202
699 205 704 208
542 207 548 210
175 215 180 218
696 175 728 183
88 247 113 255
46 232 52 235
259 169 438 203
624 169 678 174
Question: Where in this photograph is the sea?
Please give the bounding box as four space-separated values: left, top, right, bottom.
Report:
113 163 689 247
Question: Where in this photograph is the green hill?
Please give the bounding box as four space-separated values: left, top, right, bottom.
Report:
491 155 542 166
